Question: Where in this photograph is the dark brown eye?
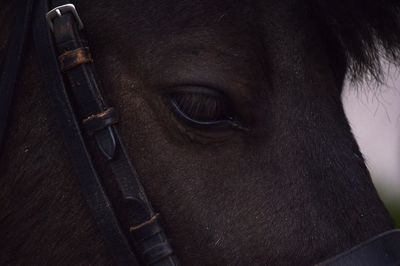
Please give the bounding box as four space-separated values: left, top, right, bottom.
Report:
167 86 246 130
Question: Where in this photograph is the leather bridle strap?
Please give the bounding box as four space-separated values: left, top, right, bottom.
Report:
32 0 178 265
0 0 34 153
318 230 400 266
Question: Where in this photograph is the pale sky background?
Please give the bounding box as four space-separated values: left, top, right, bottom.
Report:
343 62 400 203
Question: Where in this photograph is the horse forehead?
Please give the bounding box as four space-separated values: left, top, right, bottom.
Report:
78 0 307 63
77 0 296 34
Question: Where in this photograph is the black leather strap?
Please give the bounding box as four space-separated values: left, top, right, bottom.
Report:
0 0 34 154
318 230 400 266
33 1 140 265
130 215 175 265
33 0 179 265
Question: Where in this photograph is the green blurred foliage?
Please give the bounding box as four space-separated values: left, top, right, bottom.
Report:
373 180 399 228
385 202 400 228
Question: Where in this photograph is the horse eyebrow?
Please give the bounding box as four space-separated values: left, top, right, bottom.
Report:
152 44 251 61
143 29 258 62
311 0 400 82
140 33 264 98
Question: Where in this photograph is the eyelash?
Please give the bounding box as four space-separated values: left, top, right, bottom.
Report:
166 87 247 131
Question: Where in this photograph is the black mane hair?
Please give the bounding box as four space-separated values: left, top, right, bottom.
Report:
312 0 400 82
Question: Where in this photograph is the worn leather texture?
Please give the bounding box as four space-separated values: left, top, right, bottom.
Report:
33 0 178 265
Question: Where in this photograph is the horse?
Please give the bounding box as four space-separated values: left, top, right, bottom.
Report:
0 0 399 265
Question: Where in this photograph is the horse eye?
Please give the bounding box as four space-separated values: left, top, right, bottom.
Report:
167 87 245 130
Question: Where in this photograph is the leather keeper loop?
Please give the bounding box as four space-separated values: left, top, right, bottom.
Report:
130 214 163 241
58 47 93 72
82 107 119 135
129 214 175 265
143 243 174 265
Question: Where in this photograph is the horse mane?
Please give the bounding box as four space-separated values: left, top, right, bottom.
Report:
312 0 400 82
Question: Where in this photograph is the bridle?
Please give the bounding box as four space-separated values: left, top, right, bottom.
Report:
0 1 399 265
1 0 178 265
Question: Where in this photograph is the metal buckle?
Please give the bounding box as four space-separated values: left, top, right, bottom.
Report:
46 4 84 32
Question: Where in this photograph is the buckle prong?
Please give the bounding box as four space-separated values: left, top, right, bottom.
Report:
46 4 84 32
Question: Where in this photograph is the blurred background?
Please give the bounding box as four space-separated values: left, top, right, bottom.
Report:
343 61 400 228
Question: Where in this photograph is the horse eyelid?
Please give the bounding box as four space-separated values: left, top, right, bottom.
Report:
167 95 247 131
